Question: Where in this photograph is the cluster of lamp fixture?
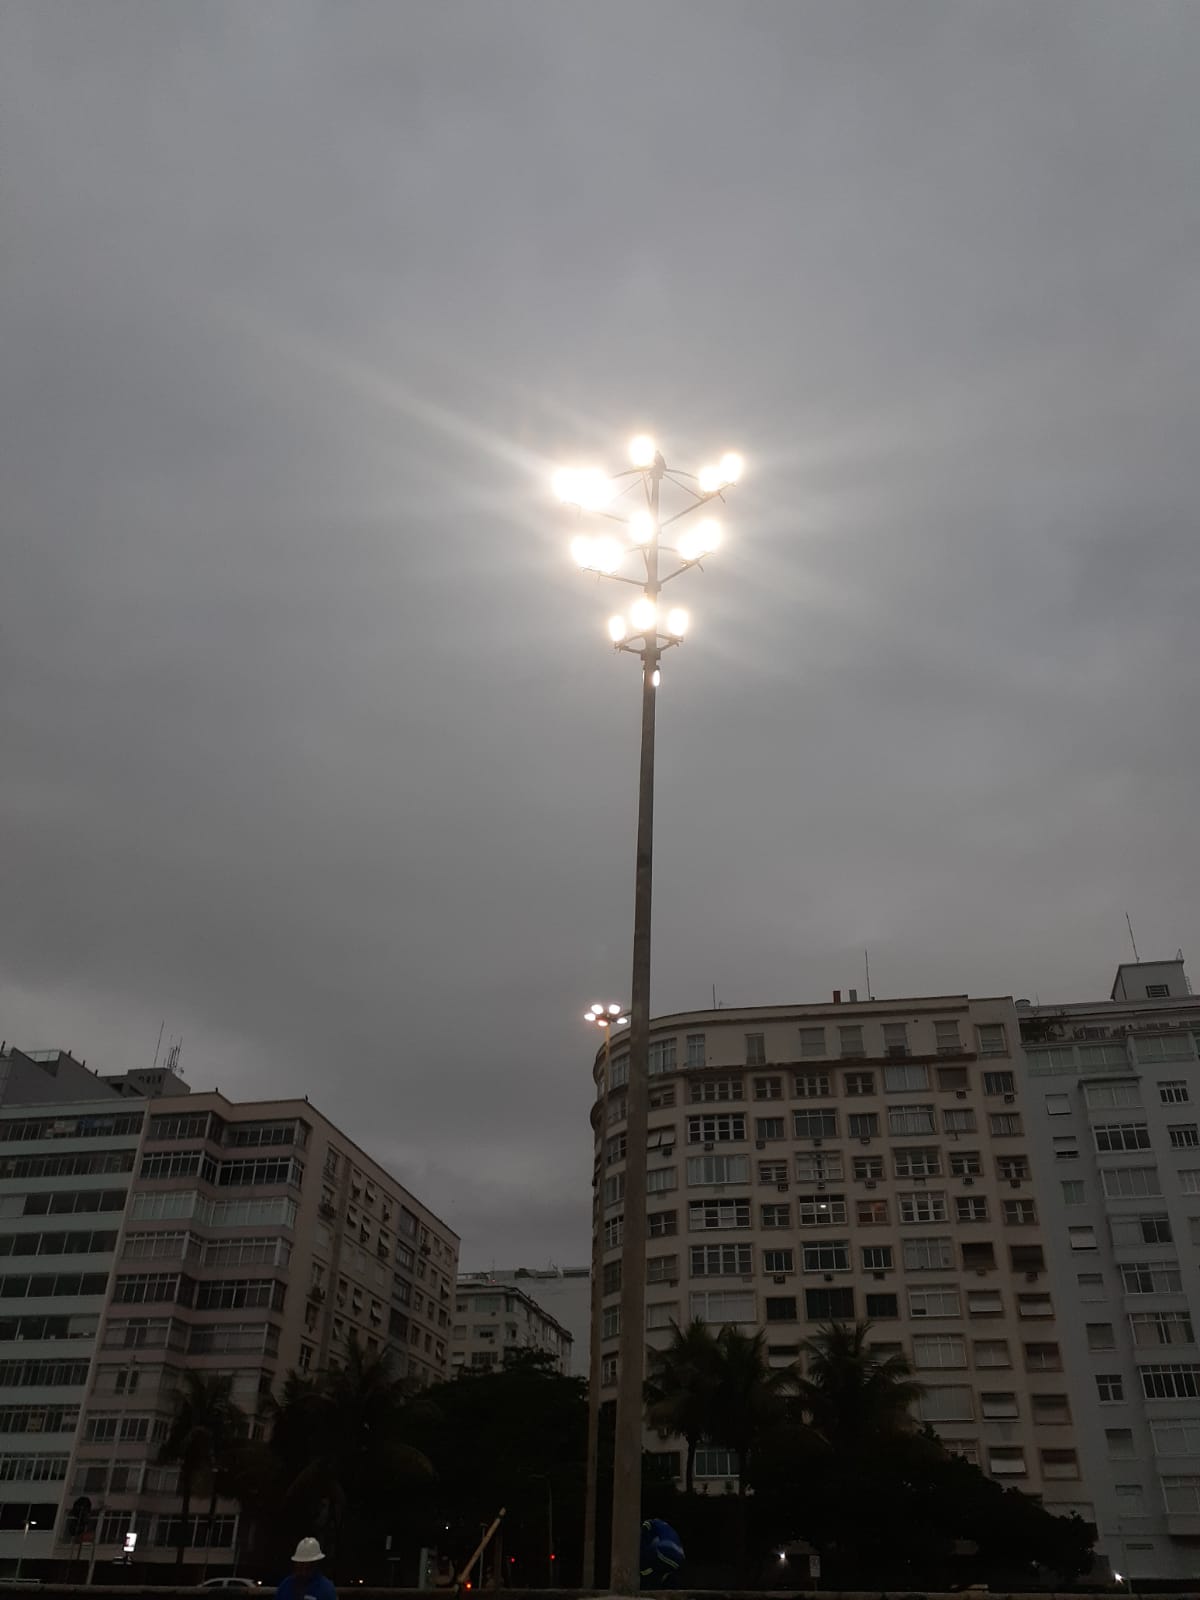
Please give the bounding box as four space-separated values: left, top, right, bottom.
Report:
553 434 743 651
585 1001 629 1028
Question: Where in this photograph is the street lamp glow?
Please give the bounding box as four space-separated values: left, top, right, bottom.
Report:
651 668 661 687
629 596 657 632
608 614 628 643
590 536 624 574
677 519 721 563
607 1004 621 1015
556 466 615 511
628 435 657 468
627 509 656 545
665 607 689 638
719 451 744 484
698 462 723 494
590 1003 605 1015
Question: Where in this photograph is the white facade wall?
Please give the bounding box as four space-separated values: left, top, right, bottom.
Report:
451 1279 573 1373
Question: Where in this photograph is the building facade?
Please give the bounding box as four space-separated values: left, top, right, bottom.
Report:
0 1058 457 1578
1020 957 1200 1582
452 1276 573 1373
456 1266 590 1374
591 994 1084 1504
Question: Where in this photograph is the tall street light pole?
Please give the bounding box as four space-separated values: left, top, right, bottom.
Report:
582 1001 628 1588
555 435 743 1593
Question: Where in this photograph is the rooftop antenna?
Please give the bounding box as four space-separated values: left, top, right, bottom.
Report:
864 949 873 1002
151 1021 165 1073
1125 913 1140 963
165 1037 184 1078
712 983 717 1009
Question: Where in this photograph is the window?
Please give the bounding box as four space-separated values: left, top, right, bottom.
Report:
1052 1137 1079 1162
602 1305 620 1338
861 1245 893 1270
909 1286 960 1318
649 1039 677 1075
690 1245 753 1277
1044 1094 1072 1116
691 1076 744 1103
1136 1034 1194 1062
1105 1428 1135 1458
935 1020 962 1053
798 1027 825 1059
1067 1225 1096 1250
998 1198 1035 1225
983 1070 1015 1095
646 1303 678 1331
884 1063 928 1092
805 1287 854 1320
1009 1244 1045 1271
648 1210 677 1237
943 1108 976 1134
760 1203 790 1230
857 1199 889 1226
695 1447 739 1479
1017 1293 1053 1318
1170 1124 1200 1149
967 1290 1003 1316
937 1065 967 1091
844 1071 875 1096
689 1290 753 1324
898 1191 947 1224
1084 1080 1141 1110
1161 1080 1190 1105
989 1113 1022 1136
893 1146 940 1178
601 1355 618 1386
1096 1373 1124 1402
851 1154 882 1180
1141 1364 1200 1400
798 1194 847 1226
1102 1165 1161 1198
792 1110 838 1139
1164 1477 1200 1515
917 1385 974 1422
981 1392 1019 1419
603 1216 623 1248
865 1292 898 1318
988 1447 1025 1476
903 1236 952 1271
764 1296 797 1322
848 1113 879 1138
1122 1261 1183 1294
838 1026 864 1058
755 1118 785 1141
744 1034 766 1066
801 1240 850 1273
1151 1419 1200 1456
1094 1123 1151 1153
688 1200 751 1231
646 1168 677 1194
1078 1272 1106 1298
882 1022 909 1056
762 1248 794 1274
1086 1323 1115 1351
1115 1483 1145 1515
951 1150 983 1176
1131 1310 1194 1347
974 1339 1010 1368
606 1134 626 1166
976 1024 1007 1056
796 1152 844 1182
687 1154 750 1187
962 1241 996 1270
1039 1447 1079 1477
889 1104 935 1136
956 1196 988 1222
686 1115 745 1144
647 1255 679 1284
757 1160 787 1184
1024 1342 1062 1372
1061 1180 1085 1205
793 1073 832 1099
686 1033 706 1067
753 1076 782 1101
1140 1212 1173 1244
913 1333 966 1369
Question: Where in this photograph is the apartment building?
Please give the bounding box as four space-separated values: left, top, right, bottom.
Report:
1020 956 1200 1582
591 994 1083 1505
452 1276 573 1373
457 1267 590 1374
0 1057 457 1578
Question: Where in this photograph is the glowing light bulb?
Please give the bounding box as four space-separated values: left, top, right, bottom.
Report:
698 463 723 494
651 668 661 688
677 519 720 563
628 435 657 467
719 451 744 484
570 536 594 569
627 509 656 545
608 1004 621 1015
590 536 624 574
553 468 580 503
629 596 657 631
608 614 628 643
665 607 689 638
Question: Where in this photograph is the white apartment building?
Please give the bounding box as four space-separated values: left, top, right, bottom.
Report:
457 1267 590 1374
452 1277 573 1373
591 994 1084 1504
1020 956 1200 1582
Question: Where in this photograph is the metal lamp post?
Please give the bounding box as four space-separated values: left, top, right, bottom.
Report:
581 1001 628 1588
555 436 742 1592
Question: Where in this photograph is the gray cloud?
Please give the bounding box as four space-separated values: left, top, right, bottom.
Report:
2 0 1198 1267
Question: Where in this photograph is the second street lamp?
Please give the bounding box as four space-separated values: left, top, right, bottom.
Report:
557 434 742 1593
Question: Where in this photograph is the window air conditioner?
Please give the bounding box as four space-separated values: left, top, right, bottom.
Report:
813 1137 824 1147
1026 1271 1040 1282
822 1273 834 1284
859 1136 872 1145
776 1182 789 1193
872 1270 885 1281
816 1181 826 1191
912 1306 926 1316
962 1177 975 1187
704 1141 715 1152
975 1268 988 1276
755 1140 766 1150
887 1046 909 1059
1009 1178 1022 1189
773 1273 786 1285
865 1180 877 1190
955 1090 967 1100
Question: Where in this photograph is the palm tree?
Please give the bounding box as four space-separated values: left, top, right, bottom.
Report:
644 1319 721 1491
706 1325 798 1493
798 1321 922 1444
159 1372 246 1570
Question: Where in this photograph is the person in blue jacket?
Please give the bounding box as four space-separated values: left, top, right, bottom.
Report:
276 1537 336 1600
640 1518 684 1587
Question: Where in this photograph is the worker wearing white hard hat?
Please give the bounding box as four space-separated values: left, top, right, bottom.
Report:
275 1537 336 1600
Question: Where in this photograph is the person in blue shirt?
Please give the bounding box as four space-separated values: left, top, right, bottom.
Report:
276 1537 336 1600
640 1518 684 1588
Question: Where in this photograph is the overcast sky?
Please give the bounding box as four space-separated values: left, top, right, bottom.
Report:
2 2 1198 1269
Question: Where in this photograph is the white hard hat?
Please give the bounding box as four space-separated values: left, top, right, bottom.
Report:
292 1538 325 1564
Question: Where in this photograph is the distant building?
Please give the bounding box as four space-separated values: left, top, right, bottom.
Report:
458 1266 590 1373
452 1277 572 1374
0 1050 457 1579
0 1045 187 1107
